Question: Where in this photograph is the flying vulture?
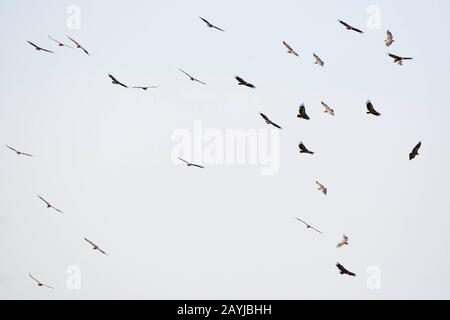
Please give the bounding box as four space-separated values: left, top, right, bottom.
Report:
179 69 206 85
338 20 364 33
108 74 128 88
48 35 73 48
29 273 54 289
321 101 335 116
67 35 90 55
298 142 314 155
385 30 394 47
38 195 63 213
235 76 255 88
337 235 349 248
84 237 108 255
295 218 322 234
283 41 299 57
336 262 356 276
388 53 413 65
27 41 53 53
366 100 381 116
178 157 204 168
132 86 159 91
297 104 310 120
260 113 282 129
5 145 33 157
199 17 225 32
409 141 421 160
316 181 327 195
313 53 324 66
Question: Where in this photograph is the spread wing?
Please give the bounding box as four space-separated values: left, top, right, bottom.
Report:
260 113 270 122
27 41 39 49
177 157 190 165
283 41 293 51
338 20 351 28
388 53 401 60
190 164 205 169
6 145 18 153
38 195 51 206
235 76 245 84
67 35 80 47
29 273 40 284
97 247 108 255
179 69 192 78
350 26 363 33
84 237 96 247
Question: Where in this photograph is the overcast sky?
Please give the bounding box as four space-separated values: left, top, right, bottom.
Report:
1 0 450 299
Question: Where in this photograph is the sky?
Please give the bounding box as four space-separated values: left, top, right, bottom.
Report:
1 0 450 299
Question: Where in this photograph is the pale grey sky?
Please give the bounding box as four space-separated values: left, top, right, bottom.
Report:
1 0 450 299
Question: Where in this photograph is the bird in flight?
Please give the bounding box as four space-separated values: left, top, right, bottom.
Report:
179 69 206 85
297 104 310 120
67 35 90 55
295 218 322 234
38 195 63 213
338 20 364 33
388 53 413 65
108 74 128 88
385 30 394 47
337 235 349 248
366 100 381 116
321 101 335 116
259 113 282 129
132 85 159 91
5 145 33 157
316 181 327 195
298 142 314 155
313 53 324 66
29 273 54 289
48 35 73 48
336 262 356 276
27 41 53 53
235 76 255 88
409 141 421 160
282 41 299 57
178 157 204 168
199 17 225 32
84 237 108 255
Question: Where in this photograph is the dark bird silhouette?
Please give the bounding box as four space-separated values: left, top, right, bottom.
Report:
235 76 255 88
5 145 33 157
388 53 413 65
366 100 381 116
48 35 73 48
385 30 394 46
409 142 421 160
179 69 206 85
108 74 128 88
295 218 322 234
313 53 324 66
283 41 299 57
84 237 108 255
29 273 54 289
338 20 364 33
67 35 90 55
259 113 282 129
199 17 225 32
316 181 327 195
132 86 159 91
297 104 310 120
38 195 63 213
27 41 53 53
178 157 204 168
298 142 314 154
336 262 356 276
